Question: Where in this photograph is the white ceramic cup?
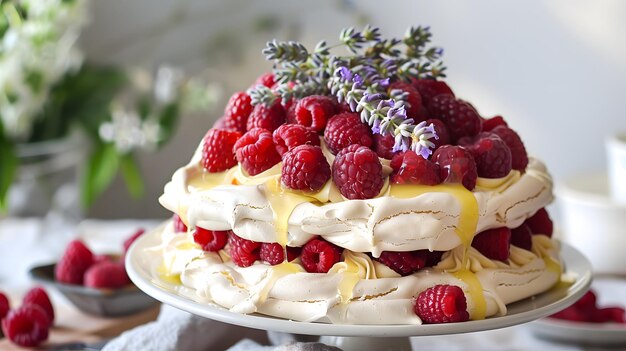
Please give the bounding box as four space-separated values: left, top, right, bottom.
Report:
558 173 626 276
607 133 626 203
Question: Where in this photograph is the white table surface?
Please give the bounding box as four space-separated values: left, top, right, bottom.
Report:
0 217 624 351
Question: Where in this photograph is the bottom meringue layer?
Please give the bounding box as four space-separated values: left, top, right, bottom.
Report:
148 221 561 325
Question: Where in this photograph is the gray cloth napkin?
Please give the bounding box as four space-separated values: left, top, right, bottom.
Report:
102 305 340 351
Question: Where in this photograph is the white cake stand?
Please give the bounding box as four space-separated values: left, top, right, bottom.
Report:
127 229 592 351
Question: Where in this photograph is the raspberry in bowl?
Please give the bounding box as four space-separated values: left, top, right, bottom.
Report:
29 233 158 317
152 24 562 326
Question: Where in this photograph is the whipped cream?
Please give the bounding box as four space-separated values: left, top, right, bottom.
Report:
160 144 553 256
148 223 561 325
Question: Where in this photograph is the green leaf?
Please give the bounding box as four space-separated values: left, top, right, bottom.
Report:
119 153 144 199
81 143 119 207
157 102 179 148
0 124 18 212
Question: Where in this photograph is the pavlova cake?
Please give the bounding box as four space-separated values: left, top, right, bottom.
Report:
153 25 560 325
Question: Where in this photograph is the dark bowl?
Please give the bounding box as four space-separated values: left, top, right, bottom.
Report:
29 263 159 317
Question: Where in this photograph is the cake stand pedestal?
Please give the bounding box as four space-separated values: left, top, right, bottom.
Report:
127 229 592 351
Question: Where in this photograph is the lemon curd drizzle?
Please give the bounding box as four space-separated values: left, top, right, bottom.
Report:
389 183 486 319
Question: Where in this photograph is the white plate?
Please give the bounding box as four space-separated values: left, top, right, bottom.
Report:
126 227 592 338
529 276 626 345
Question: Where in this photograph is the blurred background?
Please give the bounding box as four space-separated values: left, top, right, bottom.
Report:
3 0 626 219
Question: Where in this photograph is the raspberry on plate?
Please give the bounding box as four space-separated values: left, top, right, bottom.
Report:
246 100 286 132
272 124 320 156
84 261 131 289
471 227 511 262
300 238 342 273
332 144 384 199
123 228 145 255
173 214 188 233
288 95 337 132
1 304 50 347
481 115 508 132
524 207 553 237
510 223 533 251
324 112 373 155
390 150 442 185
491 125 529 171
259 243 301 265
432 145 478 190
426 118 450 151
414 284 469 324
376 250 430 276
281 145 330 192
427 94 482 142
234 128 282 176
388 81 424 121
0 291 9 320
201 128 241 173
223 92 253 133
22 287 54 324
193 227 229 252
55 239 95 285
373 133 396 160
460 133 512 178
228 234 261 267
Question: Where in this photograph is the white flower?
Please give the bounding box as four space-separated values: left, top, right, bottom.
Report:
154 65 184 104
100 104 162 154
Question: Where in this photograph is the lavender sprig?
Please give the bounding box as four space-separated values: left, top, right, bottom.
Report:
329 65 437 156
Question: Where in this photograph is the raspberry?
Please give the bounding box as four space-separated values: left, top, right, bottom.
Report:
510 223 533 251
425 251 445 267
234 128 282 176
173 214 188 233
259 243 301 265
84 261 131 289
390 151 441 185
332 144 384 199
524 208 553 237
0 292 9 320
55 239 94 285
281 145 330 192
426 118 450 151
201 129 241 173
223 92 253 133
324 112 373 155
193 227 229 252
591 307 626 323
432 145 477 190
376 250 433 276
228 234 261 267
491 125 529 171
471 227 511 261
389 81 424 121
414 284 469 324
272 124 320 156
427 95 482 142
300 238 342 273
123 228 145 255
482 116 508 132
574 290 597 311
460 133 512 178
373 133 396 160
412 79 455 106
1 304 50 347
246 100 286 132
23 287 54 324
253 72 275 88
550 307 587 322
288 95 337 132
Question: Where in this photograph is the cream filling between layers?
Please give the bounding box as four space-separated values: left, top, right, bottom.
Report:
159 152 553 256
150 223 561 325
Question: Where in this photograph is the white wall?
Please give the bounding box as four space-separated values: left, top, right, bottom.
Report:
82 0 626 218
